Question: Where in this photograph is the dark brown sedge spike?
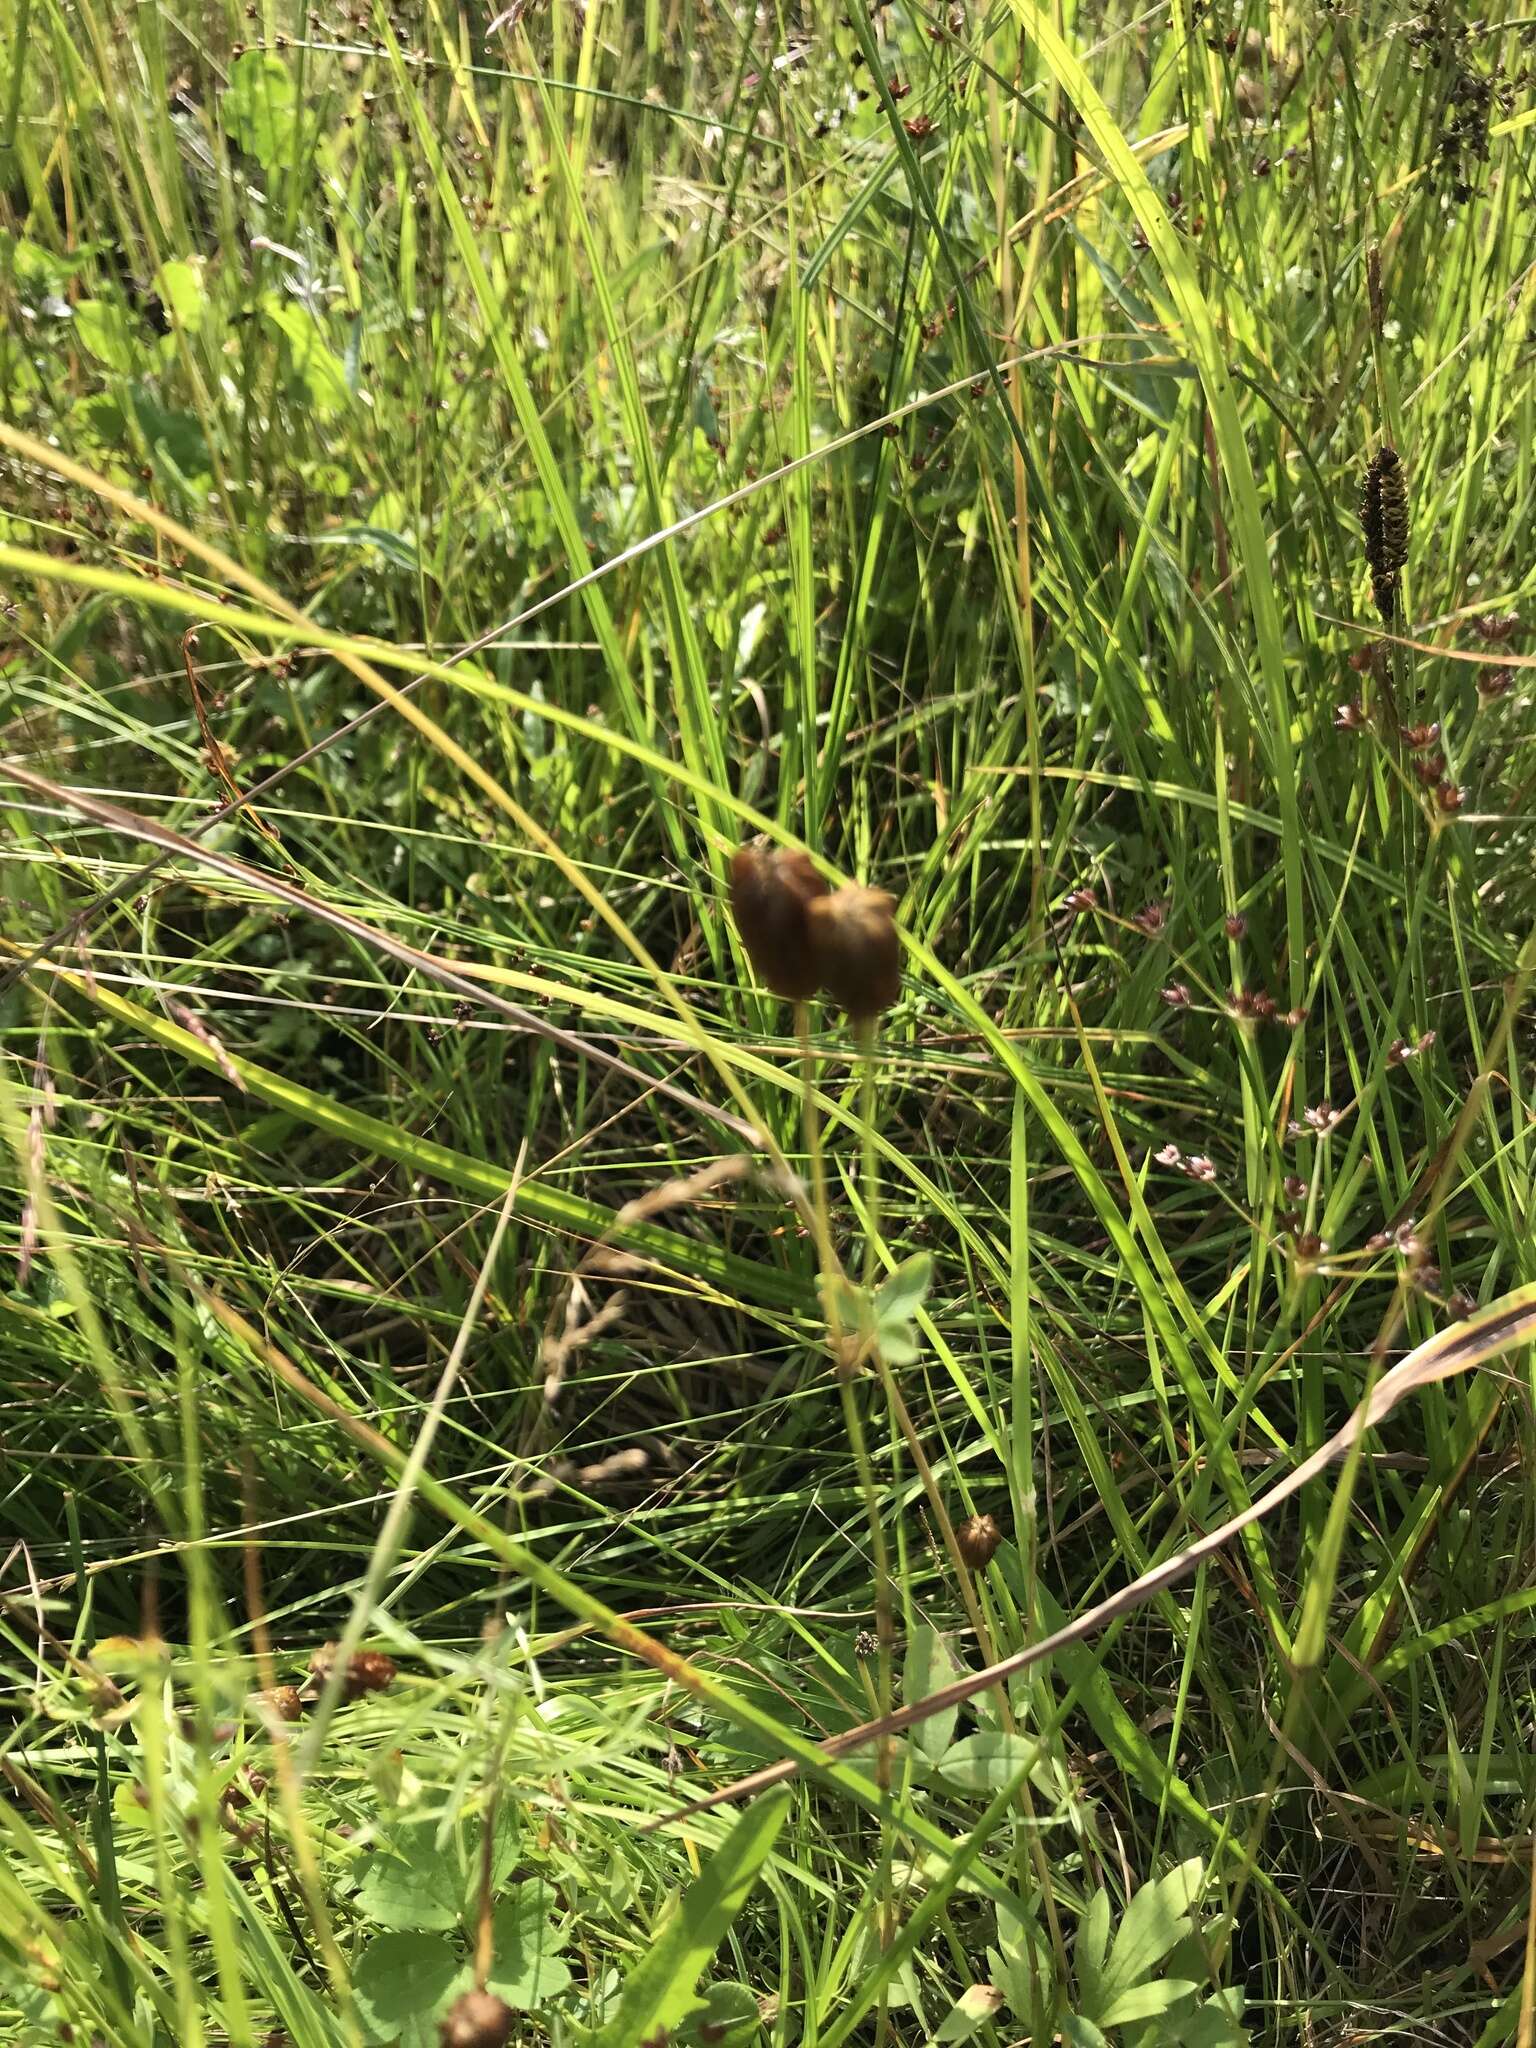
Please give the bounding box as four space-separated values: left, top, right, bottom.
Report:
728 842 828 1002
439 1991 514 2048
1361 446 1410 621
955 1513 1003 1570
806 885 902 1021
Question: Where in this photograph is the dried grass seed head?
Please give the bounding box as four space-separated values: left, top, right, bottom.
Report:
728 841 829 1002
807 884 901 1021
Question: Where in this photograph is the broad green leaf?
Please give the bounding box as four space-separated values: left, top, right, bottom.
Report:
355 1824 462 1931
1073 1887 1111 2018
935 1983 1004 2042
223 51 297 168
680 1981 760 2047
592 1791 789 2048
1059 2015 1109 2048
1098 1860 1201 2003
877 1324 922 1366
153 259 205 331
1185 1988 1249 2047
309 524 421 572
902 1623 964 1763
3 233 93 292
487 1883 572 2009
822 1273 870 1342
993 1895 1050 2028
263 299 350 414
874 1252 933 1325
479 1805 522 1898
72 301 136 374
352 1932 470 2048
874 1251 932 1361
935 1732 1045 1795
1098 1979 1197 2028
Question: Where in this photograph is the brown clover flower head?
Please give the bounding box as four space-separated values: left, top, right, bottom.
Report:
806 885 901 1021
729 841 829 1001
439 1991 514 2048
308 1643 396 1701
955 1513 1004 1570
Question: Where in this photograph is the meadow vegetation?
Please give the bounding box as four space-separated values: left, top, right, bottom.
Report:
2 0 1536 2042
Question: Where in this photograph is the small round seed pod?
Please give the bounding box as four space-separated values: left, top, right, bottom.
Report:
440 1990 514 2048
955 1513 1003 1570
806 885 901 1021
728 841 828 1002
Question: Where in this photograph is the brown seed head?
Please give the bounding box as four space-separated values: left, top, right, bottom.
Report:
265 1685 303 1723
1476 611 1520 643
439 1990 515 2048
728 842 828 1002
806 886 901 1021
955 1513 1003 1570
309 1643 397 1701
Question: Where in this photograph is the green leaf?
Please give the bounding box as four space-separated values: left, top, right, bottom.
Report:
223 51 297 169
310 524 421 573
478 1805 522 1898
3 232 93 293
1184 1987 1249 2047
153 259 206 332
1097 1979 1198 2028
877 1324 922 1365
1098 1860 1201 2005
1073 1887 1111 2019
935 1732 1043 1795
356 1823 463 1932
822 1273 870 1342
592 1791 789 2048
934 1984 1005 2043
680 1981 760 2047
263 299 350 415
1059 2016 1109 2048
72 300 136 374
874 1252 932 1325
902 1623 963 1764
352 1932 470 2047
486 1882 572 2010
